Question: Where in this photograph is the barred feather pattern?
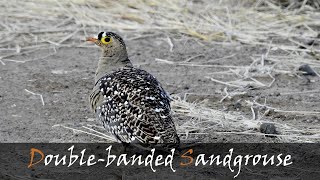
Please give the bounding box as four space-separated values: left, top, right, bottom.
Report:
89 67 180 145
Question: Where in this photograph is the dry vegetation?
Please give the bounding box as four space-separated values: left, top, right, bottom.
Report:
1 0 320 143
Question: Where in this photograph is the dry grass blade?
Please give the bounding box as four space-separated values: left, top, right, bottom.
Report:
24 89 45 106
53 124 117 142
171 96 320 143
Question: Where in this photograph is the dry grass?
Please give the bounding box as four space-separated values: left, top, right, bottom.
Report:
53 96 320 143
1 0 319 49
171 96 320 143
1 0 320 142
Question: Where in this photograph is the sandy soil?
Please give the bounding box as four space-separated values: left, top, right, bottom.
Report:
1 32 319 143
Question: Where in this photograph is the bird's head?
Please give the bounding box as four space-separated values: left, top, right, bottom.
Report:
86 32 127 57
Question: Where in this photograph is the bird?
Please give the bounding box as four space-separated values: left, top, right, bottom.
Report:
86 32 180 148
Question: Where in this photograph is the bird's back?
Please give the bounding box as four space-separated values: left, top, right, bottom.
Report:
89 67 180 145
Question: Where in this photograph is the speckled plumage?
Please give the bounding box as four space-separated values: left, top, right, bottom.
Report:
88 32 180 146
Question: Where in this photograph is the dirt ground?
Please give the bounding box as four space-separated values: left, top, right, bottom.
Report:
1 31 319 143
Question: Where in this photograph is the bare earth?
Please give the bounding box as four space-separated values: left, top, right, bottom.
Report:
1 32 319 143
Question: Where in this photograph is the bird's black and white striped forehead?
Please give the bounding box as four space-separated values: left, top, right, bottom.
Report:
97 32 126 46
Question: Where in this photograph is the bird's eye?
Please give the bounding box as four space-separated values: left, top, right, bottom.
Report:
101 36 112 45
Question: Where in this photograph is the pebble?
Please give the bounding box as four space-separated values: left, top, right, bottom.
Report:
298 64 317 76
233 101 242 110
260 123 278 137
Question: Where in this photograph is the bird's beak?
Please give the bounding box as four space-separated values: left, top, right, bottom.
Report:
86 37 98 43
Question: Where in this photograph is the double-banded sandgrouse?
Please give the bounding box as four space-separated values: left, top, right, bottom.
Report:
87 32 180 146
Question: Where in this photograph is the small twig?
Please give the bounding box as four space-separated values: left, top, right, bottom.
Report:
2 59 25 63
258 109 271 121
250 106 256 120
0 59 5 65
274 109 320 115
3 52 56 63
177 63 247 68
0 48 40 60
260 40 272 67
58 28 80 44
219 87 230 102
155 58 248 68
55 16 73 28
15 44 21 53
85 123 105 130
265 40 273 59
281 90 320 95
177 132 208 135
247 100 320 115
183 54 204 63
249 77 267 87
82 126 117 141
211 131 320 139
42 39 60 46
205 76 243 88
166 36 174 52
288 38 309 50
53 124 116 142
127 33 160 41
298 0 309 12
155 58 175 64
24 89 45 106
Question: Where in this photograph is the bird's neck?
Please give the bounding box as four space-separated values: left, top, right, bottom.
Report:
95 50 132 82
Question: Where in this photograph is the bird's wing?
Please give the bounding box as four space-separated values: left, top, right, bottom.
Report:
91 67 179 144
89 82 104 113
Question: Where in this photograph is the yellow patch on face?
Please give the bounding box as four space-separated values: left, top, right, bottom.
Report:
101 36 112 45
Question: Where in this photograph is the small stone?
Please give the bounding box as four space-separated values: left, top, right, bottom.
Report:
298 64 317 76
260 123 278 137
233 101 242 110
87 118 95 122
273 92 280 96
